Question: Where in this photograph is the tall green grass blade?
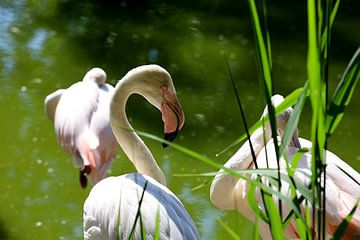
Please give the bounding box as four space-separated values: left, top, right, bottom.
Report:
290 148 310 176
307 0 326 236
129 180 148 239
176 167 313 203
224 54 274 227
116 185 122 240
217 218 241 240
325 47 360 136
279 82 309 156
317 0 323 41
253 215 260 240
248 0 273 95
330 199 360 240
190 179 211 191
329 0 340 32
320 0 341 52
281 195 306 226
175 170 312 206
295 217 308 240
305 201 312 239
173 172 218 177
248 0 283 217
217 88 304 156
140 215 146 240
225 56 258 168
261 0 272 70
263 193 284 240
247 182 269 223
154 206 161 240
138 131 308 222
336 165 360 186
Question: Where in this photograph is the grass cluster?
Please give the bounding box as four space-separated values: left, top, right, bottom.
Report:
131 0 360 239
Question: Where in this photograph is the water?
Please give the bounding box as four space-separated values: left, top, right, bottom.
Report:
0 1 359 239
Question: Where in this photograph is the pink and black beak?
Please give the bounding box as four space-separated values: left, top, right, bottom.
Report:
79 165 91 188
161 87 185 148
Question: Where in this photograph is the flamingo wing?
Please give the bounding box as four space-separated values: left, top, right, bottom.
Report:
54 81 100 157
86 83 119 182
84 174 200 240
324 155 360 238
44 89 65 122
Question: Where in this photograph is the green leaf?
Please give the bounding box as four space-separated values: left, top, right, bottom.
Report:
190 179 211 191
248 0 273 95
295 217 308 240
225 56 257 168
279 82 310 156
331 199 360 240
253 214 260 240
138 131 313 227
154 206 161 240
320 0 341 51
247 181 269 223
263 194 284 240
217 88 304 156
176 167 313 205
325 47 360 136
129 180 149 239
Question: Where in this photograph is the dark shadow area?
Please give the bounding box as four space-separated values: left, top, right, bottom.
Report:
0 217 10 240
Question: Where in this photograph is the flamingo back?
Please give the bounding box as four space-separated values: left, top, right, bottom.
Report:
83 173 200 240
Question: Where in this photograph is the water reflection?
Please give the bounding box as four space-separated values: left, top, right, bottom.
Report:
0 6 16 76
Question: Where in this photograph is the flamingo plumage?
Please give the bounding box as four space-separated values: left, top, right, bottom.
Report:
210 94 360 239
83 65 200 240
45 68 119 188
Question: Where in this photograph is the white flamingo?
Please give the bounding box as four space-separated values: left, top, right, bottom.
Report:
210 95 360 239
45 68 119 188
83 65 200 240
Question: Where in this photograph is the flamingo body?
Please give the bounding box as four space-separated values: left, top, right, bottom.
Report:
210 94 360 239
45 68 118 187
83 65 199 240
84 173 199 240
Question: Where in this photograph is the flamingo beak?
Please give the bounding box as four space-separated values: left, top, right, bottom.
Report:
161 93 185 148
79 165 91 188
291 135 301 149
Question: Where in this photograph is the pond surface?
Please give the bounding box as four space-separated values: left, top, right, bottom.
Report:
0 0 359 239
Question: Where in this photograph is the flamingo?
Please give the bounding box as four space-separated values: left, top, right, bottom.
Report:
83 65 200 240
45 68 119 188
210 95 360 239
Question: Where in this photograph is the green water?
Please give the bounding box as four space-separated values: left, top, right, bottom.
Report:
0 1 359 239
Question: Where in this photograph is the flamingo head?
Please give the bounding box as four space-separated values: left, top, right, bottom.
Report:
125 65 185 147
83 67 107 86
262 94 301 148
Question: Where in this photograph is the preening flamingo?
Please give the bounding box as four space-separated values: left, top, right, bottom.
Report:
210 95 360 239
45 68 119 188
83 65 200 240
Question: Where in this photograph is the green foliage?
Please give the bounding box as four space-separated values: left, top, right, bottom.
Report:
154 207 161 240
278 83 309 156
138 0 360 239
331 200 360 240
217 87 304 156
129 180 149 240
325 47 360 136
263 193 284 240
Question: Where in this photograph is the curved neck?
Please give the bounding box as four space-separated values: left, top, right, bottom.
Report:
226 126 271 172
210 125 271 210
110 79 166 186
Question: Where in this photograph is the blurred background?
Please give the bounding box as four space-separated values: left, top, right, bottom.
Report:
0 0 359 239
